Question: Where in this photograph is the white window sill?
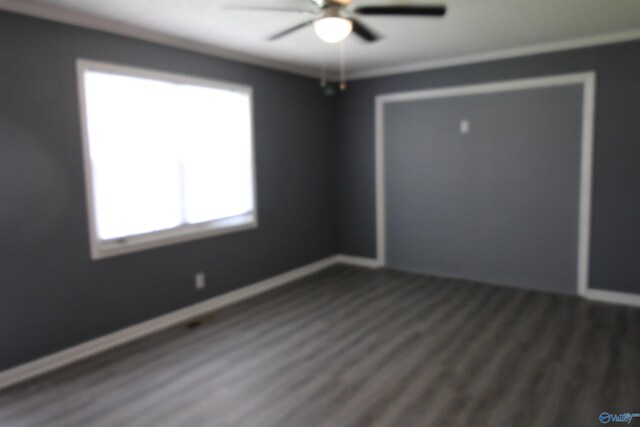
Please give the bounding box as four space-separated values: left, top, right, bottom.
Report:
90 213 257 260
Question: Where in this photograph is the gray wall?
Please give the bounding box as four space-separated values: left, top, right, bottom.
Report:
0 11 339 372
338 40 640 295
1 9 639 373
384 86 583 294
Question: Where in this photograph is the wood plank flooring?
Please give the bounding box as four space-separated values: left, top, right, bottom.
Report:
0 265 639 427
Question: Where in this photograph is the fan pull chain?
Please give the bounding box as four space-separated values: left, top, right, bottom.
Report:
320 60 327 87
339 40 347 91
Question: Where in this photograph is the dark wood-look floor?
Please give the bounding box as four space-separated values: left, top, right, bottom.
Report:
1 265 639 427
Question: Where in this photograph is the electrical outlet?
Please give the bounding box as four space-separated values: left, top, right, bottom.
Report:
460 119 470 134
195 271 206 290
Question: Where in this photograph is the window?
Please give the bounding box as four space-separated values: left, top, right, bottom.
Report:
77 60 256 259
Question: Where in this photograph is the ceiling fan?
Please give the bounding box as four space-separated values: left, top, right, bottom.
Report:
229 0 446 44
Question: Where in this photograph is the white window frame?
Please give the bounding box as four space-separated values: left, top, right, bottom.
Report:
76 59 257 260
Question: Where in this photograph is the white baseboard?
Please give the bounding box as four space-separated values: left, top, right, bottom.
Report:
334 254 381 268
584 289 640 308
0 255 345 392
3 254 636 391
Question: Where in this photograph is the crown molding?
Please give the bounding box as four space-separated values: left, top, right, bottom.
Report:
2 1 640 82
348 29 640 80
0 0 321 79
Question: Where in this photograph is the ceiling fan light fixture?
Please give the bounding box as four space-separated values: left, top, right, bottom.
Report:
313 17 352 43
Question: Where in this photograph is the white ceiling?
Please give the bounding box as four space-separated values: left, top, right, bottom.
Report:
2 0 640 80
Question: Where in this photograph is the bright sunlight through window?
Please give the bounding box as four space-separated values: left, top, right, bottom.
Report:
77 60 256 259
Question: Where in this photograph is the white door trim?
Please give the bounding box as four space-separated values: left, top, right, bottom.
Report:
374 72 597 296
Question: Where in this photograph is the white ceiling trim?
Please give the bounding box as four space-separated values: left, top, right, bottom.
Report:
0 0 321 79
348 29 640 80
2 1 640 82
